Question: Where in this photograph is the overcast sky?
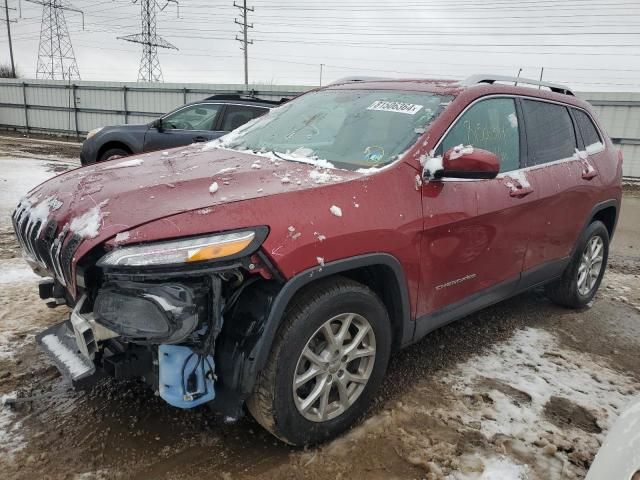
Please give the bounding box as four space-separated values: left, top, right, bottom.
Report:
4 0 640 91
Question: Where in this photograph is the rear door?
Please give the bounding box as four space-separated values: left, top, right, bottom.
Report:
519 99 601 274
143 103 223 152
217 104 269 134
418 96 537 318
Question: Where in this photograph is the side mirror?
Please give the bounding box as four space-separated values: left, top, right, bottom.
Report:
426 146 500 180
151 118 164 131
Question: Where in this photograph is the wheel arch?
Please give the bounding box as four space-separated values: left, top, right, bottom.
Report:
570 199 618 258
240 253 412 395
96 140 133 161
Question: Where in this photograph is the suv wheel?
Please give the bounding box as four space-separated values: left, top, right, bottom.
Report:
546 220 609 308
247 277 391 446
99 147 130 163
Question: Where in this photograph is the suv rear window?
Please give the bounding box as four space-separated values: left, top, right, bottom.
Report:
522 100 576 165
221 105 268 131
572 108 603 151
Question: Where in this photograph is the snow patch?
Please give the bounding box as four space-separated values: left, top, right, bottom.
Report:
309 169 342 184
442 327 639 476
0 392 25 455
329 205 342 217
0 264 40 284
503 170 531 189
508 112 518 129
41 334 91 378
69 201 107 239
102 158 144 170
316 257 325 267
216 167 237 174
449 144 474 160
114 232 130 244
420 153 443 178
209 182 219 194
281 176 291 184
251 163 261 169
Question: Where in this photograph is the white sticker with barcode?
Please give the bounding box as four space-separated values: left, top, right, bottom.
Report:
367 100 424 115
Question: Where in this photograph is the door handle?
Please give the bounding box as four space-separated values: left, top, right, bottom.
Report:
509 181 534 198
192 135 207 142
582 168 598 180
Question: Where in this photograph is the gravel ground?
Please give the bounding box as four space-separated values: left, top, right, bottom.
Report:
0 137 639 479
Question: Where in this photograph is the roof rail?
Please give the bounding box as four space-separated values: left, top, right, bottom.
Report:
330 76 390 85
462 74 574 96
203 93 287 104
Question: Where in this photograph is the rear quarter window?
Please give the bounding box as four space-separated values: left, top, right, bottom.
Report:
522 100 577 165
572 108 603 151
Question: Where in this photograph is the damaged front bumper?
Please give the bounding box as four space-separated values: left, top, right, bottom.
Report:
36 295 119 384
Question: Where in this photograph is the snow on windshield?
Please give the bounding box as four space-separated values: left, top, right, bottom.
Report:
203 90 451 172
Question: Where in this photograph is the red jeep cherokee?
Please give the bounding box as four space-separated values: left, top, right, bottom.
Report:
13 75 622 445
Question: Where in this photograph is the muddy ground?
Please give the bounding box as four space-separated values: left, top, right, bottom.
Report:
0 137 639 479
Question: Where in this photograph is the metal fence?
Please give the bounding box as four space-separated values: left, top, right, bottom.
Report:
0 78 307 136
0 78 638 177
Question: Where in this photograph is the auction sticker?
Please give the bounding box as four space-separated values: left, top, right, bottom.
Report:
367 100 423 114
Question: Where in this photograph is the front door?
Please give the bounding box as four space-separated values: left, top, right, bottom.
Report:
143 103 223 152
418 97 537 320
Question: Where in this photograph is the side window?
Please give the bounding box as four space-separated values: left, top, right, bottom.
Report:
521 100 576 165
441 98 520 172
220 105 269 131
572 109 603 151
162 104 221 131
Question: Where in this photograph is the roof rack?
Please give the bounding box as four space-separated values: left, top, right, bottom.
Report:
203 93 287 104
330 76 390 85
462 74 574 96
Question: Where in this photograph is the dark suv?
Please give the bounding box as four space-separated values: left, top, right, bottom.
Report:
80 94 285 165
13 74 622 446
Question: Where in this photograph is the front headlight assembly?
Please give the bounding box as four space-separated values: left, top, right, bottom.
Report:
86 127 103 140
98 230 263 268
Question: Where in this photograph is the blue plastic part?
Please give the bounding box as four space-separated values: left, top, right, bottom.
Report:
158 344 215 408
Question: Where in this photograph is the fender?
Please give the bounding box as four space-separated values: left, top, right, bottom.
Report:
229 253 412 398
570 199 619 257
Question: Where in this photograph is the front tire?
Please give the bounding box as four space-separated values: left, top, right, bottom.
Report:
546 220 609 308
98 147 130 163
247 277 391 446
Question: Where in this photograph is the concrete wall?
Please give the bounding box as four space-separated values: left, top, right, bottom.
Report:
0 79 638 177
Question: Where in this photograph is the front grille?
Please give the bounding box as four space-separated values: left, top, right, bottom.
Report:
12 201 78 287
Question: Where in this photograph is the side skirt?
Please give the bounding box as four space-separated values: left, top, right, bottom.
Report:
412 257 570 343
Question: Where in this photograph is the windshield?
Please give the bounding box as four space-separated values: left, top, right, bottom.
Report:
219 89 452 170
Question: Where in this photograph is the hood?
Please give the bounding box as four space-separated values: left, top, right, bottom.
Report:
17 144 363 269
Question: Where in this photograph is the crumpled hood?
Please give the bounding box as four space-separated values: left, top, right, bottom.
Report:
20 144 363 256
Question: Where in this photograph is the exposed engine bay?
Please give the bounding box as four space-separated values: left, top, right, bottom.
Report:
36 257 280 418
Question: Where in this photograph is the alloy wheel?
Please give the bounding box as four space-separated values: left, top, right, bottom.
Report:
577 235 605 296
292 312 376 422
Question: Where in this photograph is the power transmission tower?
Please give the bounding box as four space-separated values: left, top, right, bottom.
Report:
118 0 179 83
25 0 83 80
3 0 17 77
234 0 253 92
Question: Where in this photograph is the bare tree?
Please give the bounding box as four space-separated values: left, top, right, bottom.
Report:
0 63 18 78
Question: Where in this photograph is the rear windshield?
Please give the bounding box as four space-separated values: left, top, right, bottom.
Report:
220 89 452 170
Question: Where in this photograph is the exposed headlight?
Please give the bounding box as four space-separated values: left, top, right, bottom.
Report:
99 231 258 267
86 127 103 140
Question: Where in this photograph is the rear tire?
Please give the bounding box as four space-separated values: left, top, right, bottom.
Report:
247 277 391 446
98 147 130 163
546 220 609 308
